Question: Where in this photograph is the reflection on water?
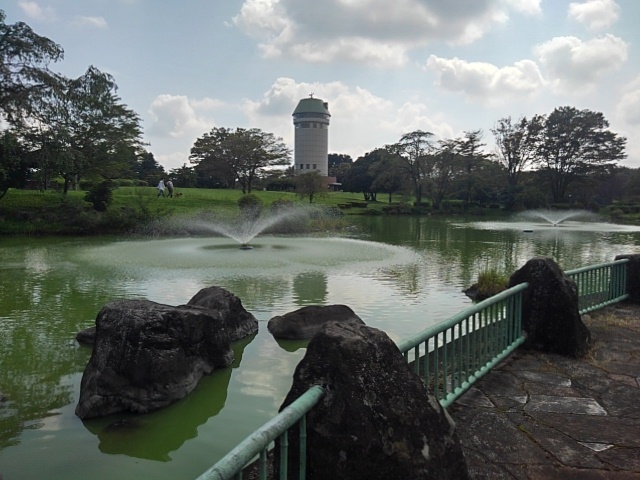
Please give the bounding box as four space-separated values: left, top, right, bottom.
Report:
84 334 254 462
1 217 639 479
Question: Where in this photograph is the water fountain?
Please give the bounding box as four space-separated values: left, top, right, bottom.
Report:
166 203 317 249
517 209 596 226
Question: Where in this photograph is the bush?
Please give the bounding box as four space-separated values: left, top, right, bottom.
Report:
475 268 508 299
84 180 115 212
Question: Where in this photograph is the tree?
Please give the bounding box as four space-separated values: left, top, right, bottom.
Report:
0 10 63 125
536 106 626 203
491 116 543 188
295 171 327 203
0 129 31 198
370 155 407 203
234 128 290 193
343 149 386 201
328 153 352 177
168 163 197 188
456 129 491 209
27 66 143 193
387 130 434 205
190 127 290 193
136 151 166 186
426 139 462 210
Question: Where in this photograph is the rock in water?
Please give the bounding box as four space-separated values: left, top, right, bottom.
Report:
186 286 258 341
75 299 233 419
267 304 363 339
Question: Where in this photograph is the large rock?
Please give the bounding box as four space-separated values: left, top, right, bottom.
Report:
75 299 233 419
277 320 469 480
508 257 590 357
186 286 258 340
267 304 363 339
615 254 640 304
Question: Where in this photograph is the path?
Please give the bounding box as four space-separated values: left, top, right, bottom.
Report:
450 302 640 479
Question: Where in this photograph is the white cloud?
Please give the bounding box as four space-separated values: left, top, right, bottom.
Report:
147 94 215 139
534 34 628 94
616 76 640 126
233 0 538 66
72 16 108 29
568 0 620 31
504 0 542 15
425 55 544 103
18 1 56 22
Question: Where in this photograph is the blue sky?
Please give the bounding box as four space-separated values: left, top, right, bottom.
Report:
3 0 639 171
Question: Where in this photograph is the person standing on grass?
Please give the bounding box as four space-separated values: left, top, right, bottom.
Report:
166 179 174 198
157 179 165 197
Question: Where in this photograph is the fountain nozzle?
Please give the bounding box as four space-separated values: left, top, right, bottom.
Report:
240 244 253 250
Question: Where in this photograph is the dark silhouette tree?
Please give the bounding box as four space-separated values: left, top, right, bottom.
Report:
387 131 434 205
0 10 63 125
536 106 626 203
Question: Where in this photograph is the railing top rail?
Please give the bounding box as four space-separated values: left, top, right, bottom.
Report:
565 258 628 275
396 282 529 354
196 384 325 480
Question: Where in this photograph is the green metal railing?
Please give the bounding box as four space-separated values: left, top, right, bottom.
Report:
196 385 324 480
196 259 632 479
566 259 629 313
396 282 528 408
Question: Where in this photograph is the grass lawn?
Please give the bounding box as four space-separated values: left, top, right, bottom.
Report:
0 187 388 235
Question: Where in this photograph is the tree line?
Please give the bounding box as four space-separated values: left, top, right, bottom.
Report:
1 9 636 212
335 109 629 210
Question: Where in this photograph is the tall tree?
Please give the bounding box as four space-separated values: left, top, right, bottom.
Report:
236 128 291 193
456 129 491 209
387 130 434 205
536 106 626 202
136 151 166 186
0 129 31 198
29 66 143 193
0 10 63 125
370 154 406 203
426 139 463 210
190 127 290 193
168 164 197 188
343 149 386 201
491 116 543 188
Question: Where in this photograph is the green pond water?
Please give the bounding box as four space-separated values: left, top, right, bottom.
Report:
1 214 639 479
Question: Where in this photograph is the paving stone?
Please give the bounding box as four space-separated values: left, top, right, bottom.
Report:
455 411 551 464
456 386 495 408
596 447 640 471
524 395 607 415
529 413 640 447
450 303 640 479
515 370 572 387
488 394 527 412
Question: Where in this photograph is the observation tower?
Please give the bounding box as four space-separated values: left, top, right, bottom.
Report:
292 95 331 176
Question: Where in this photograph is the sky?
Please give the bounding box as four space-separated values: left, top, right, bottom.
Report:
3 0 640 172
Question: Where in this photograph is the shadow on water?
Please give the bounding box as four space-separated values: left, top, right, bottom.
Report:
82 333 255 461
275 338 310 353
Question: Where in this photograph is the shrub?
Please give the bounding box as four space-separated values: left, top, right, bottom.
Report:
475 268 509 299
84 180 115 212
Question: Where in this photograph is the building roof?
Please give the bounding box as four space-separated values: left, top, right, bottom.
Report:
292 97 331 116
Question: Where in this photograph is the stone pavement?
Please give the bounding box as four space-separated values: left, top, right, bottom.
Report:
449 302 640 479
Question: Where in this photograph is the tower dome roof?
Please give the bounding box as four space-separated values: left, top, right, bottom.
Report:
292 97 331 116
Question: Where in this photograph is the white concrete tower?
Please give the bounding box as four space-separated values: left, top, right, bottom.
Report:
292 95 330 176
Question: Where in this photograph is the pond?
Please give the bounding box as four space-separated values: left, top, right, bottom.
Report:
1 214 639 479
